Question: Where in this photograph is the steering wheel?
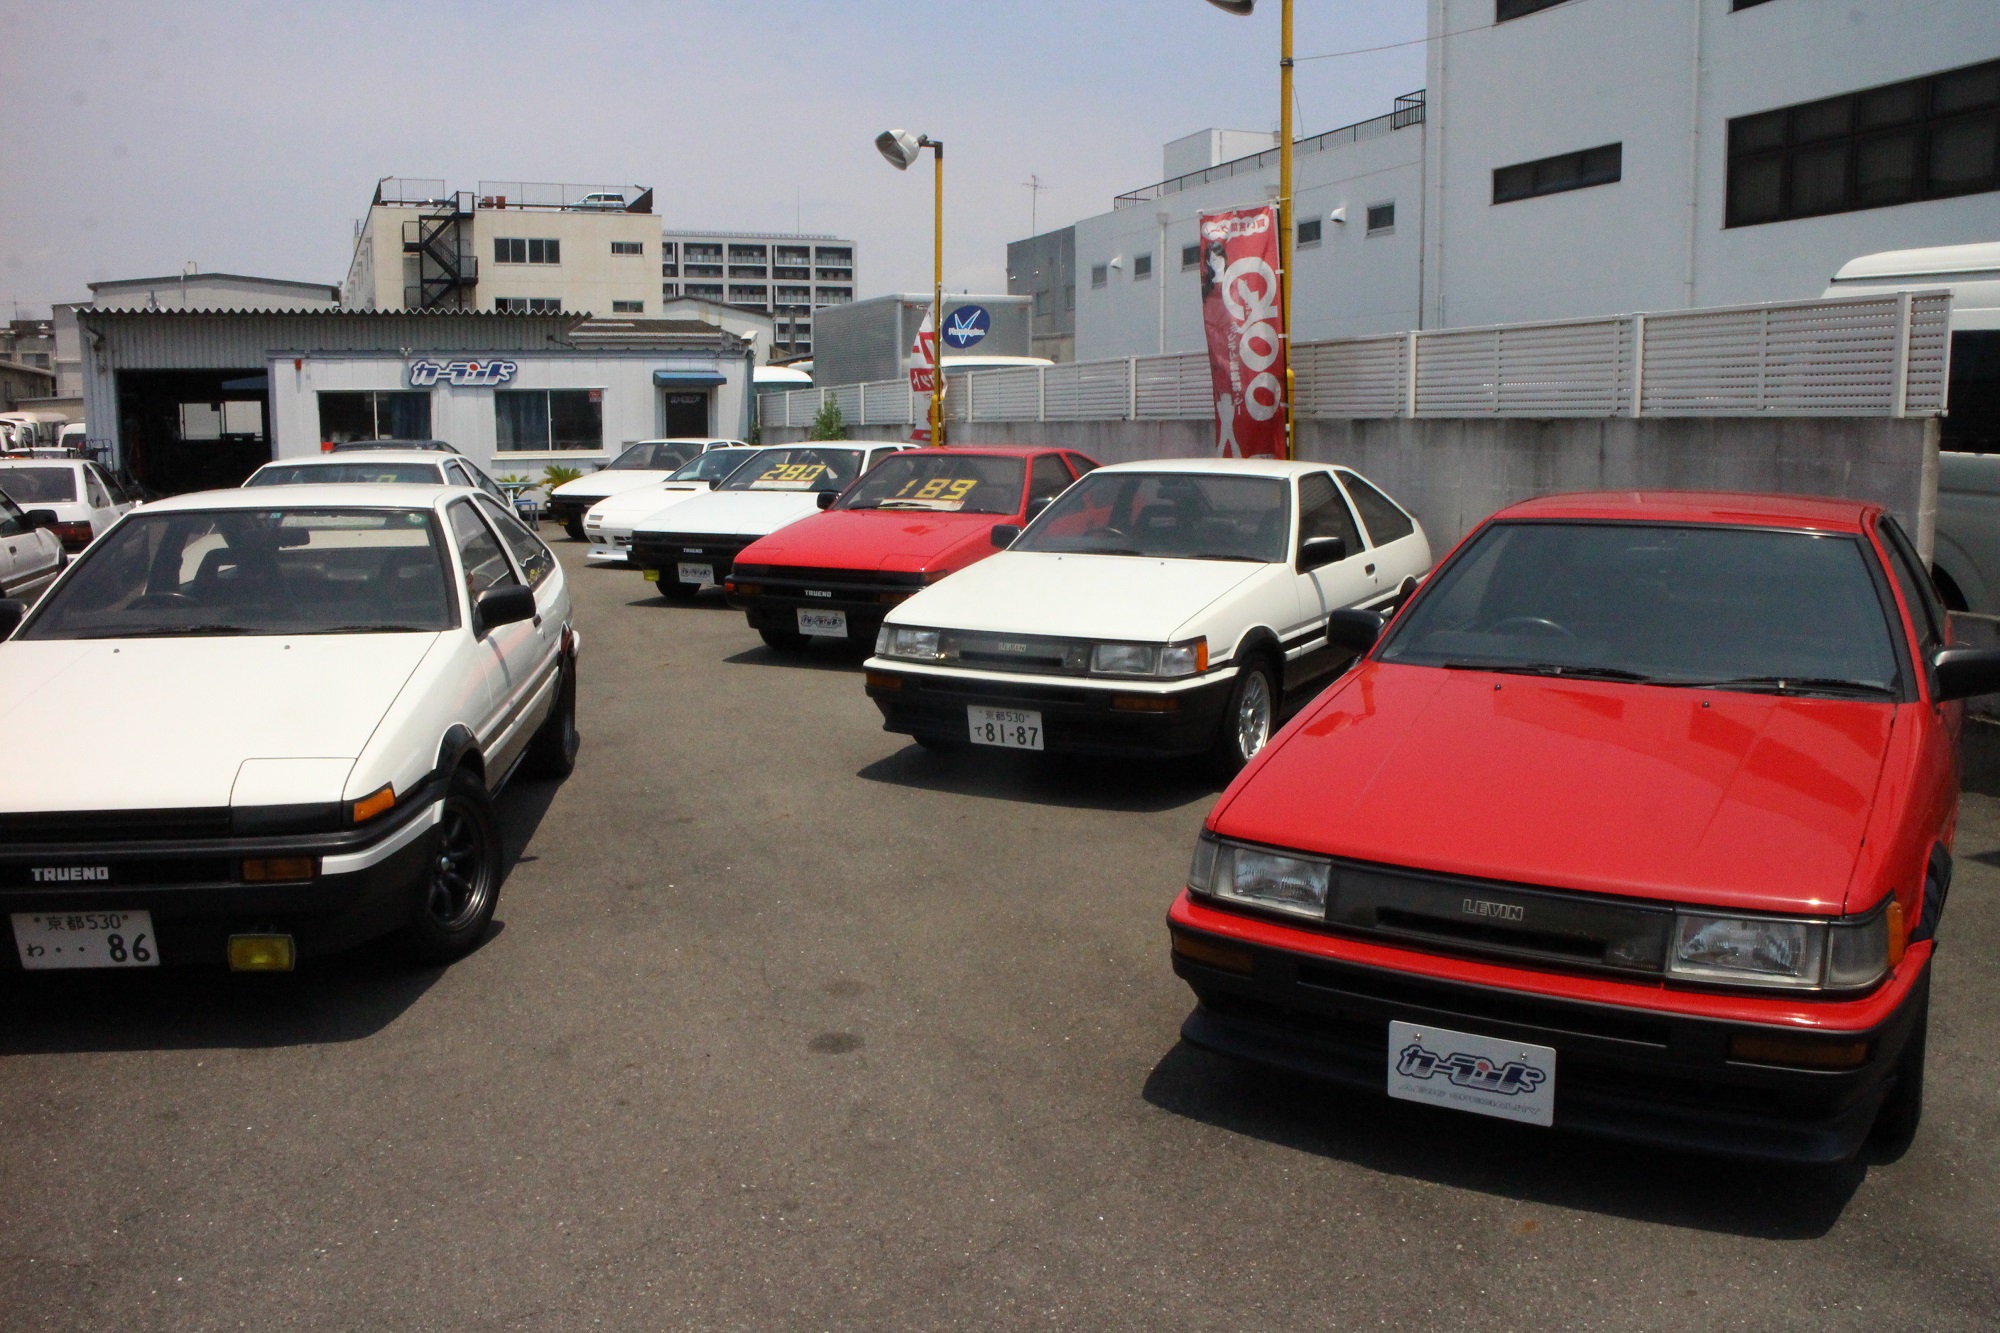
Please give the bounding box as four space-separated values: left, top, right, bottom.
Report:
1489 615 1576 640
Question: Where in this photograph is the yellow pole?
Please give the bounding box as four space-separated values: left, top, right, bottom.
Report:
1279 0 1295 460
932 142 946 446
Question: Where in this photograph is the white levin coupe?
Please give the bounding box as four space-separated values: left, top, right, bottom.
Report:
546 438 746 539
0 484 580 972
864 458 1430 771
581 446 770 567
630 442 914 599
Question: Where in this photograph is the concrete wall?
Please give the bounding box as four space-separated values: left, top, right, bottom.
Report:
766 414 1938 555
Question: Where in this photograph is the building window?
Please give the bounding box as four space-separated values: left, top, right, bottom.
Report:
728 265 768 279
816 246 852 264
776 285 813 304
1091 263 1109 289
773 265 810 280
1064 284 1076 311
816 287 853 304
1366 202 1397 234
728 244 768 262
684 243 722 262
815 267 853 281
1133 252 1153 280
685 283 723 299
1492 143 1622 204
776 245 811 265
493 237 560 264
317 390 431 444
612 300 644 313
494 297 562 312
1725 59 2000 228
611 240 644 256
662 283 678 297
684 263 724 277
661 261 678 277
1182 243 1201 269
1297 218 1323 247
1496 0 1569 19
496 388 603 452
728 285 769 308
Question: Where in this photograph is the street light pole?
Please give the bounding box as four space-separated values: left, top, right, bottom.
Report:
876 129 946 446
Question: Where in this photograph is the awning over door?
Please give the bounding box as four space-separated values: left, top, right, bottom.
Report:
653 371 726 387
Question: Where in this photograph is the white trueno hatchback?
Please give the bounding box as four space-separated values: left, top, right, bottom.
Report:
581 446 771 567
546 438 745 539
0 484 581 972
865 458 1430 771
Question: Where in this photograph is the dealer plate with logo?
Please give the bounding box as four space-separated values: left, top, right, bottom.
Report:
677 562 715 586
1387 1020 1555 1127
968 705 1043 751
12 910 158 970
797 608 848 637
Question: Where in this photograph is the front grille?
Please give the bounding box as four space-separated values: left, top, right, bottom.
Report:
1292 957 1674 1047
0 808 234 844
736 564 927 588
0 857 235 889
939 630 1091 675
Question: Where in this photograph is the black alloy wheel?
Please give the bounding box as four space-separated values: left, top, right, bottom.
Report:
400 769 503 964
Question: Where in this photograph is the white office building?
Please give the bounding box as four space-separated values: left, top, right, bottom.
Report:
660 230 855 361
1064 0 1998 361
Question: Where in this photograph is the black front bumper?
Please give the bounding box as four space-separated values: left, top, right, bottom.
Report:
631 534 755 586
1170 922 1927 1163
867 668 1234 758
729 566 926 645
547 497 595 529
0 799 440 968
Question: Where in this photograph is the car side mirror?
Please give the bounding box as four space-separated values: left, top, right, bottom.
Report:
1932 646 2000 701
23 509 57 531
817 490 838 510
1024 496 1053 522
991 523 1021 549
475 584 537 632
1325 608 1383 654
1299 534 1346 571
0 598 25 637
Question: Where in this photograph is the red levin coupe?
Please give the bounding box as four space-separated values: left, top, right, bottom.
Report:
724 445 1098 652
1169 490 1996 1162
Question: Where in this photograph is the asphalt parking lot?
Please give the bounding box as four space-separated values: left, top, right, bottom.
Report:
2 539 1997 1332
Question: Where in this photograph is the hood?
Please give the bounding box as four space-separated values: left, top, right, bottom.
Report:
588 483 708 526
0 634 439 813
1219 663 1896 914
634 488 825 540
555 471 674 502
888 551 1264 641
737 508 1005 573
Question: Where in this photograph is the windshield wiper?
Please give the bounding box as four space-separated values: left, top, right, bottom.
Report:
1441 661 1654 682
99 624 255 638
1671 675 1896 698
1189 552 1265 562
299 624 439 634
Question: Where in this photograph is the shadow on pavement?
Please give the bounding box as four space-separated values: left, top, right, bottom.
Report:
723 643 872 673
857 744 1222 814
1959 716 2000 799
1142 1039 1861 1240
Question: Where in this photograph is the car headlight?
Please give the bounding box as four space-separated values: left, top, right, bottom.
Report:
1187 832 1329 921
1669 897 1903 991
878 625 941 660
1091 638 1207 678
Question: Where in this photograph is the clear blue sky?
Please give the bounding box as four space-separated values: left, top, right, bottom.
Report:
0 0 1427 317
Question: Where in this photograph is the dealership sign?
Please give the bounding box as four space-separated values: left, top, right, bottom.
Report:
1197 206 1286 458
408 359 519 388
942 304 990 349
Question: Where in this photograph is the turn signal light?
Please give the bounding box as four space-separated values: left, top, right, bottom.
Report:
1113 695 1179 712
878 591 911 604
350 785 396 823
732 582 762 597
228 934 296 972
864 671 902 691
1887 898 1907 966
1727 1032 1872 1070
241 857 316 883
1170 929 1255 975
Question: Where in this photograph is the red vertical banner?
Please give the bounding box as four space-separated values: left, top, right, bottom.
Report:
908 309 937 442
1198 205 1287 458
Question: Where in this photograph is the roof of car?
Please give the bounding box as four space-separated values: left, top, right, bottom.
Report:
0 457 83 468
1089 457 1331 479
894 444 1071 458
258 451 451 468
1492 490 1878 532
139 484 470 513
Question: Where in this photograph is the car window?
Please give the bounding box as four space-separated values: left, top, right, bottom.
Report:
459 460 507 500
101 472 133 505
1028 455 1073 506
441 461 472 487
247 462 445 486
838 454 1026 515
672 449 760 483
18 507 455 638
84 468 112 509
1065 453 1097 478
1877 515 1944 655
0 466 77 503
1298 473 1364 555
0 490 28 538
447 499 520 598
1017 471 1290 563
478 496 556 588
721 447 863 493
1337 470 1416 545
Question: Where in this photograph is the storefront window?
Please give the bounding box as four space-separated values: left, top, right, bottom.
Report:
318 391 432 443
496 389 603 451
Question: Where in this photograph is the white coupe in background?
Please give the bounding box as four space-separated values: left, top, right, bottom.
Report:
0 457 137 552
244 449 511 503
0 484 580 972
582 446 770 567
0 489 65 603
865 458 1431 772
629 442 914 598
546 438 746 539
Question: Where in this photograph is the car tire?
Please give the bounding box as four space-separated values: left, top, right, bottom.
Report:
657 577 698 602
1212 655 1279 778
759 626 809 653
400 768 503 966
1870 991 1928 1154
523 654 580 780
563 517 586 541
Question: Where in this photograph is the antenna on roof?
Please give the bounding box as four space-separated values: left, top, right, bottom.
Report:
1023 175 1052 236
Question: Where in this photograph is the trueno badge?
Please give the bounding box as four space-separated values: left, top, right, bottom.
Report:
31 866 110 883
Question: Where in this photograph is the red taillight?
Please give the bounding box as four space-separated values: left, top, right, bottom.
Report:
51 521 93 550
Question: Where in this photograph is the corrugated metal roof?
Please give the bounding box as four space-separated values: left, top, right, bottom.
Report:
83 307 580 319
76 308 588 367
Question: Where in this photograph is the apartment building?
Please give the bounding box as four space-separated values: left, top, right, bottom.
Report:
660 230 855 359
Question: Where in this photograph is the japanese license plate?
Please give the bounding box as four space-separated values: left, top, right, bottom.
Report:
13 910 158 970
678 562 714 586
1387 1020 1555 1127
797 607 848 637
968 705 1043 751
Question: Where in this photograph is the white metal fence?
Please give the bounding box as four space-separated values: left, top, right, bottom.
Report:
759 292 1953 432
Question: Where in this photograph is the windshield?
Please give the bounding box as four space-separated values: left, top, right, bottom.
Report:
670 449 760 483
837 454 1024 515
1377 521 1903 695
1014 471 1289 562
720 447 863 493
0 466 77 503
606 441 699 471
21 508 455 639
247 462 442 486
